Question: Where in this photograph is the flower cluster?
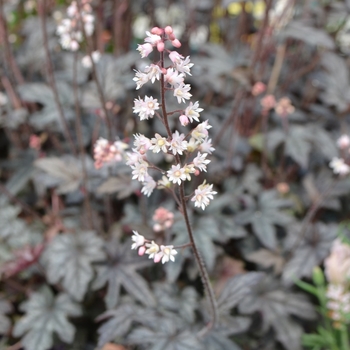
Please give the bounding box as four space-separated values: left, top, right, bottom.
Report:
131 231 177 264
153 207 174 232
93 137 128 169
127 26 217 209
326 284 350 325
330 135 350 176
56 0 94 51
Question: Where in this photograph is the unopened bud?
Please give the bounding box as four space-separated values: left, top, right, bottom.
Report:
151 27 163 35
168 33 176 41
157 41 165 52
172 39 181 48
179 115 189 126
164 26 173 35
138 246 146 256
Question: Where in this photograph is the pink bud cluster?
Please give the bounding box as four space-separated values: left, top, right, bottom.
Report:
330 134 350 176
93 137 128 169
56 0 94 51
131 230 177 264
128 27 217 208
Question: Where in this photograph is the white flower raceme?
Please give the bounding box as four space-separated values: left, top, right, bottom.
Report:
191 181 217 210
167 164 187 185
150 133 169 153
131 231 145 250
169 131 188 155
185 101 203 122
329 157 350 176
325 239 350 284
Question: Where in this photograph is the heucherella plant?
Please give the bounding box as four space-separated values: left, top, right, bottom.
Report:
127 26 217 334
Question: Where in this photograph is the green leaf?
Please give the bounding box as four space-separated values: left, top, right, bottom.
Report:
13 287 81 350
43 231 105 301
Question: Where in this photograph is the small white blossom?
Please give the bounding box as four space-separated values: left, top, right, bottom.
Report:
133 133 152 154
150 133 169 153
167 164 187 185
169 131 188 155
159 245 178 264
174 83 192 103
145 240 160 259
165 68 184 87
191 120 212 142
199 137 215 154
137 43 153 58
133 96 159 120
144 31 161 45
126 151 144 166
131 160 149 182
185 101 203 122
191 181 217 210
193 152 210 172
141 175 157 197
133 70 149 90
183 164 195 181
329 157 350 176
81 50 100 68
131 230 145 250
158 175 171 188
144 64 162 83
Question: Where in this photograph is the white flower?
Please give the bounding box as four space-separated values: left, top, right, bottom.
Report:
169 131 188 155
199 137 215 154
191 120 212 142
159 245 177 264
131 160 149 182
144 31 161 45
126 151 144 166
167 164 187 185
191 181 217 210
337 135 350 150
141 175 157 197
81 50 101 68
174 84 192 104
185 101 203 122
133 133 152 154
150 133 169 153
131 231 145 250
193 152 210 172
164 68 184 87
158 175 171 188
133 96 159 120
144 64 163 83
137 43 153 58
133 70 149 90
329 157 350 176
145 240 160 259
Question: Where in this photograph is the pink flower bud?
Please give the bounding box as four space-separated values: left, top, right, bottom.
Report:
194 169 200 176
153 252 163 263
151 27 163 35
161 67 167 74
138 246 146 256
157 41 165 52
172 39 181 48
164 26 173 35
168 33 176 41
179 114 189 126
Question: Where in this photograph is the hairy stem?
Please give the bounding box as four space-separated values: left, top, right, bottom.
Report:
159 49 218 336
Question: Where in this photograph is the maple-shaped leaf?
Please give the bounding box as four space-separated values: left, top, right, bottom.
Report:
235 190 293 250
97 301 139 348
43 231 105 301
282 223 337 285
127 316 202 350
239 276 316 350
92 237 156 309
246 249 285 274
13 287 81 350
0 296 12 334
267 126 312 168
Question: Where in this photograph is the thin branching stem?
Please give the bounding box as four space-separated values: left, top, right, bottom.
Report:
159 48 218 336
38 1 77 156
